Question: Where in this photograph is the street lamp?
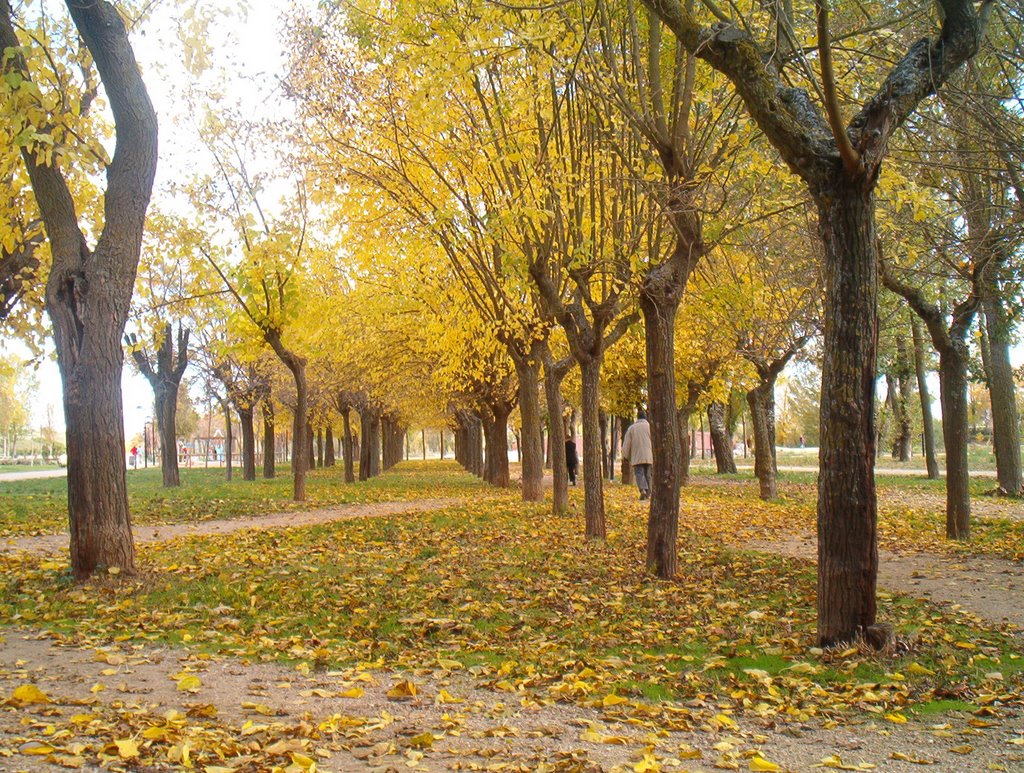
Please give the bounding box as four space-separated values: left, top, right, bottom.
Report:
143 418 152 468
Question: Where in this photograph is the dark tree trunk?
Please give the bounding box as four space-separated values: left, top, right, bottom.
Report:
325 424 335 467
132 324 189 488
677 406 693 486
938 348 972 539
982 296 1022 494
815 180 879 648
482 404 510 487
640 267 684 579
619 417 633 485
707 401 737 474
238 406 256 481
747 381 778 500
599 410 609 479
580 357 606 539
359 410 381 480
341 407 355 482
542 350 570 516
262 401 276 479
911 317 940 479
515 354 545 502
317 425 324 469
894 336 913 462
307 420 315 471
155 385 180 487
608 415 618 481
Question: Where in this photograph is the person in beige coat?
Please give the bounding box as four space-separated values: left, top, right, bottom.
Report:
621 410 653 500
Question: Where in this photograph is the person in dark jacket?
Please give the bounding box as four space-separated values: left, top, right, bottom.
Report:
565 438 579 486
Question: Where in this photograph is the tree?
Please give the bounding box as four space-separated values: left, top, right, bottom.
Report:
127 324 190 487
2 0 158 578
641 0 991 646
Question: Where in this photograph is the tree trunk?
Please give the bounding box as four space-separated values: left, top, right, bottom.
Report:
911 317 939 479
708 401 737 474
262 402 276 479
620 418 634 485
747 381 778 500
579 357 606 539
608 415 618 481
982 296 1022 494
223 402 233 482
894 336 913 462
515 356 545 502
815 180 879 648
317 425 324 469
155 385 180 487
640 272 683 579
325 424 335 467
542 352 569 516
482 404 510 487
938 348 972 539
307 419 316 471
238 406 256 481
341 407 355 482
677 406 693 487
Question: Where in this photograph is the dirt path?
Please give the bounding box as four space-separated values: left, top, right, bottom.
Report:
0 497 466 557
745 533 1024 633
2 628 1022 772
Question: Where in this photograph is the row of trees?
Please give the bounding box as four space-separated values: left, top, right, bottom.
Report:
1 0 1020 651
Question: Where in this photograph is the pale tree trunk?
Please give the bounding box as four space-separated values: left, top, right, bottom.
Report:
262 401 276 479
1 1 158 579
708 401 737 474
677 405 693 486
911 317 939 479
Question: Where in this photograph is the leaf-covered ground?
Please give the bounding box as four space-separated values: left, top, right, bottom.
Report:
1 461 1022 771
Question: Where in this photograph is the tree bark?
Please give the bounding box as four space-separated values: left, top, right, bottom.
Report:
317 425 324 469
325 424 335 467
223 401 233 482
262 401 276 479
580 357 606 538
2 0 158 578
238 406 256 481
641 265 684 579
747 382 777 500
677 405 693 487
341 407 355 482
708 401 737 474
815 179 879 648
542 350 571 516
620 418 634 485
482 403 511 487
514 354 545 502
938 348 972 539
911 317 939 479
981 295 1022 494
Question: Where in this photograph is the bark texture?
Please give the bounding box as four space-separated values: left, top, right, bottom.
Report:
911 317 939 479
707 401 737 474
1 0 159 578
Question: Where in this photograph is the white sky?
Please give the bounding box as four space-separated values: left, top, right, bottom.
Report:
23 0 303 439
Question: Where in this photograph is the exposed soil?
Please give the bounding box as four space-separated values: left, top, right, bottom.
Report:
2 494 1023 771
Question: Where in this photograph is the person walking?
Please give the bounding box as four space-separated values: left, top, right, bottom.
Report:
565 437 579 486
621 410 653 500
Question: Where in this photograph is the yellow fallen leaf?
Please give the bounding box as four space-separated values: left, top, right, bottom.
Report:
906 662 935 676
177 675 201 693
115 739 139 759
11 684 51 705
408 732 434 748
890 752 934 764
949 746 973 754
602 693 630 707
678 745 702 759
884 713 908 724
386 680 417 700
437 658 463 670
339 687 364 699
19 740 55 755
289 751 317 769
241 701 275 716
435 689 463 704
750 757 781 772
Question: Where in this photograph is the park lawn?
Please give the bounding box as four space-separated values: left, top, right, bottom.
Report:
1 467 1022 734
0 460 497 539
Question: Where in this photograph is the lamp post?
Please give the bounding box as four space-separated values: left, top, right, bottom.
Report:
143 419 152 468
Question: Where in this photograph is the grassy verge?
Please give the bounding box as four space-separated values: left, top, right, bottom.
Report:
0 460 495 539
1 471 1021 727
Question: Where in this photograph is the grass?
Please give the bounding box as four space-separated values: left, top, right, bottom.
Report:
0 459 498 538
1 464 1021 725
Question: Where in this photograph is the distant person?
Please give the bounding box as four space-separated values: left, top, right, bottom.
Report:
799 435 805 448
565 438 579 486
129 446 138 469
621 410 653 500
